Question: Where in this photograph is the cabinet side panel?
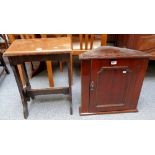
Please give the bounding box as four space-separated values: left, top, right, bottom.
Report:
80 60 91 114
130 59 149 109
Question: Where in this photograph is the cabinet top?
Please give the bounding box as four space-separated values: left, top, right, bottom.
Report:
79 46 150 60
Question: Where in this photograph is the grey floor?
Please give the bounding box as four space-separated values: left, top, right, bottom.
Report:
0 60 155 120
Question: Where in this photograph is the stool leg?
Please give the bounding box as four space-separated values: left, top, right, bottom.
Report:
17 65 26 86
22 98 29 119
69 96 73 115
59 61 63 72
70 55 73 85
21 63 35 100
29 62 34 79
68 58 73 115
11 64 29 119
4 66 10 74
46 61 54 87
0 55 10 74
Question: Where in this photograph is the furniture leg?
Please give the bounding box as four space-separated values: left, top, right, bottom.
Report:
21 63 35 100
29 62 34 79
70 54 73 85
46 61 54 87
0 55 10 74
30 62 44 78
59 61 63 72
11 65 29 119
17 65 26 86
68 59 73 115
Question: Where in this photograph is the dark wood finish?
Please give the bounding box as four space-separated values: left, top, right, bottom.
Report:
107 34 118 45
7 34 41 85
80 60 91 113
79 46 150 59
116 34 155 60
67 55 73 114
27 87 69 96
6 36 72 86
4 38 73 119
80 46 149 115
11 65 29 118
20 63 34 100
0 49 10 75
0 34 9 48
0 35 10 75
19 34 39 79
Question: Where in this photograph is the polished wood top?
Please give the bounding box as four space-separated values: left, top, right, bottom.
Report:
79 46 150 60
4 37 72 57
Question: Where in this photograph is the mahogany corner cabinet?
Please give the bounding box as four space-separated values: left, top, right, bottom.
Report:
79 46 150 115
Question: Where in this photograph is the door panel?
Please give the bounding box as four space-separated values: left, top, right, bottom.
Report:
89 60 132 112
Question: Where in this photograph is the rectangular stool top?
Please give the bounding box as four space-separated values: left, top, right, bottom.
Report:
4 37 72 57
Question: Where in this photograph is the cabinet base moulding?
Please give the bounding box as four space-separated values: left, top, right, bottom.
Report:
79 107 138 116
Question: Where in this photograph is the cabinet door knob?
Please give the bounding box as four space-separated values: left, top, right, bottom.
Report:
111 60 117 65
123 70 127 74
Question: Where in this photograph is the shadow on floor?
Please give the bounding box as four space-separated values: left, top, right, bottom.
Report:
146 60 155 77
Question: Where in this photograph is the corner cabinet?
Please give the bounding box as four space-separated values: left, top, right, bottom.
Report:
79 46 149 115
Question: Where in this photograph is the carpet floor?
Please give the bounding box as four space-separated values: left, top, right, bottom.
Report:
0 61 155 120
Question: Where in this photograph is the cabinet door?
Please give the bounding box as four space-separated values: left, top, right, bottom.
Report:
89 60 132 113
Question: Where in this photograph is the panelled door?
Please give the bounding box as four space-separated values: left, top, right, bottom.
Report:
89 59 132 113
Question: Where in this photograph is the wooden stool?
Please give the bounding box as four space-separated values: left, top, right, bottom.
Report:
4 38 73 119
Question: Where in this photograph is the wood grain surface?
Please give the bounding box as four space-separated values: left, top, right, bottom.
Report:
79 46 150 60
4 37 71 56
